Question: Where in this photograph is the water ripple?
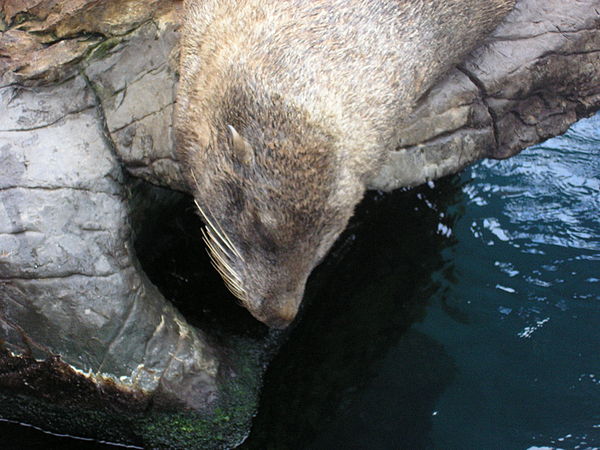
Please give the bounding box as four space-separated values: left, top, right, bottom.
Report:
468 113 600 252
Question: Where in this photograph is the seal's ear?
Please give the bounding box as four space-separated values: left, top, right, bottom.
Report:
227 125 254 166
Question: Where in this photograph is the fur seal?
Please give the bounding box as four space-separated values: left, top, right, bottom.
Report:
175 0 514 328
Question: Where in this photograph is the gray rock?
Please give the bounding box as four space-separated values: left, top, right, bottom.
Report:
370 0 600 189
83 20 186 191
0 75 219 404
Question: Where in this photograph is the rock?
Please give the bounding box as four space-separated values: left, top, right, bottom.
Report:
82 19 186 190
370 0 600 189
0 0 598 447
0 73 220 395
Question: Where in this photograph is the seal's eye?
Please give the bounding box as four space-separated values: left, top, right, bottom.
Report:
227 124 254 166
257 210 278 229
251 211 278 256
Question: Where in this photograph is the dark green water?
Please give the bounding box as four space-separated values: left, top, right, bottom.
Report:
2 112 599 448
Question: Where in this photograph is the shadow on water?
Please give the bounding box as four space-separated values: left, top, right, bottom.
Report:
242 176 465 450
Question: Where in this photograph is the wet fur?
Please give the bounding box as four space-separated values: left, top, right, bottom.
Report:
176 0 515 327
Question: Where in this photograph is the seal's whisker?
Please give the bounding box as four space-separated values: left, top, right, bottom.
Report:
194 200 230 249
202 230 237 278
207 248 239 287
223 276 246 299
202 227 233 262
209 251 239 286
189 170 244 262
208 249 247 301
210 215 244 261
201 224 247 302
194 199 244 262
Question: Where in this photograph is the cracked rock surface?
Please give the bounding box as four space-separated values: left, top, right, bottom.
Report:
370 0 600 189
0 0 599 446
0 71 219 403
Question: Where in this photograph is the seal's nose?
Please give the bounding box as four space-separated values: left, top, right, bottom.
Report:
262 313 295 329
261 301 298 329
250 293 302 329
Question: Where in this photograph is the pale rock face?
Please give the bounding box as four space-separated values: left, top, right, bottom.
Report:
0 0 221 420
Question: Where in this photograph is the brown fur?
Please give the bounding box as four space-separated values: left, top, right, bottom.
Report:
175 0 515 328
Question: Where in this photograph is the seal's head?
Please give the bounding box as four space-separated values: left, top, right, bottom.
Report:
176 0 515 328
179 94 362 328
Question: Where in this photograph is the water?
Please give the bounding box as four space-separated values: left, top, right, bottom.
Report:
2 113 599 448
419 116 600 449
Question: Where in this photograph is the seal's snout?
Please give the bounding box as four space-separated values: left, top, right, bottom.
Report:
262 312 295 329
251 293 302 329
